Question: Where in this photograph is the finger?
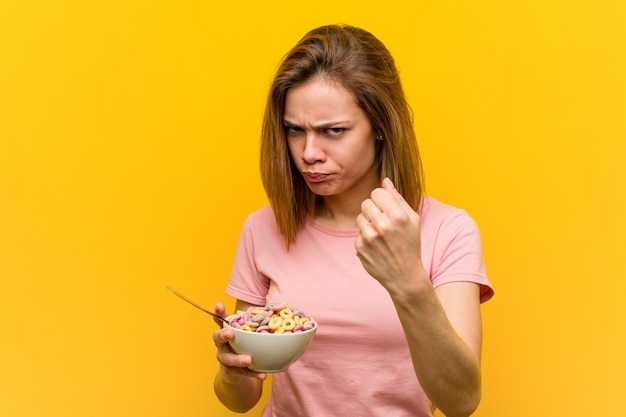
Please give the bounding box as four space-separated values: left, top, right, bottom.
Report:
381 178 408 206
359 199 379 222
215 301 225 313
368 186 404 222
355 212 368 228
218 349 253 368
220 359 268 381
213 329 254 368
213 326 234 345
380 178 417 216
382 177 395 191
213 302 229 326
215 340 268 381
355 212 376 240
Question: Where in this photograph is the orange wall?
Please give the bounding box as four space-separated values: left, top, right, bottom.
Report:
1 1 625 416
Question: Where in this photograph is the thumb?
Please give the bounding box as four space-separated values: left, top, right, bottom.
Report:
382 177 402 200
382 177 416 214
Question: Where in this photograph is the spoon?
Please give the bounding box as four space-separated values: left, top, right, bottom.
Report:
167 286 227 324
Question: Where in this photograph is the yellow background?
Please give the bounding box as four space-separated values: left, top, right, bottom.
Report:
1 1 625 416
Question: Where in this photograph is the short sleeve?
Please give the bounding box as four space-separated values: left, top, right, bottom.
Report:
429 208 494 303
226 216 271 306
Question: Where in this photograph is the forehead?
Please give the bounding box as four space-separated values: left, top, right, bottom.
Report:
284 78 360 121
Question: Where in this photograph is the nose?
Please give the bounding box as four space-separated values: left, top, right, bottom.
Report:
301 134 325 164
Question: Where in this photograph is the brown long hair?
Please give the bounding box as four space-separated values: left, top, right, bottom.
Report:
260 24 424 246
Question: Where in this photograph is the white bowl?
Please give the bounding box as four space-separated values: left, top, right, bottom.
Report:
225 322 317 373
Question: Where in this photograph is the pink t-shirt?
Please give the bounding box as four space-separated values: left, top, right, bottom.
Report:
226 196 494 417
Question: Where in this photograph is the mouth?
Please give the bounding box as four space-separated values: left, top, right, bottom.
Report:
303 172 329 183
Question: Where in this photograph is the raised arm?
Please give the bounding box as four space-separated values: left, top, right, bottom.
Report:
355 179 484 417
391 279 483 417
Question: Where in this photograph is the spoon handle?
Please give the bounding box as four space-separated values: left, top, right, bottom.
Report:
167 286 226 323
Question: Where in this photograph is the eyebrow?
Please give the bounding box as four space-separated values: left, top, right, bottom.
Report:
283 119 350 129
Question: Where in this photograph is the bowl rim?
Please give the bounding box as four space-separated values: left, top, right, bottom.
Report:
224 320 317 336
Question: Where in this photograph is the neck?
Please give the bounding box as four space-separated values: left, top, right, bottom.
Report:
313 165 381 229
315 183 378 230
315 203 359 229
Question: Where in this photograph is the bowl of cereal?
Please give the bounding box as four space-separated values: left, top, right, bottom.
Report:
224 302 317 373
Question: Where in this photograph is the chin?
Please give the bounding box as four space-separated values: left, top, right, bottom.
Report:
306 182 336 197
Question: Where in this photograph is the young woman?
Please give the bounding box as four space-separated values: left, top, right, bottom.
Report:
212 24 494 417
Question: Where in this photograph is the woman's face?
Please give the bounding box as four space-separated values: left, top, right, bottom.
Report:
284 78 379 201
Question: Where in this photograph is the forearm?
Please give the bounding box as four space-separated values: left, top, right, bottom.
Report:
390 281 482 417
214 368 264 413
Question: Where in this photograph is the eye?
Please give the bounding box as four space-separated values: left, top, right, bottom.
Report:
285 125 304 136
325 127 344 137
